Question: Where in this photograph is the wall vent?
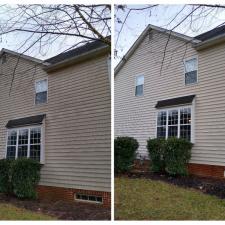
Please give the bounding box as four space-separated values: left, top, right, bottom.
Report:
75 193 103 204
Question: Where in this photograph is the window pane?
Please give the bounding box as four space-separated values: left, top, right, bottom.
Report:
18 129 28 145
7 130 17 145
7 146 16 159
18 145 28 158
185 58 197 73
185 71 197 85
30 145 41 161
168 110 178 125
36 79 47 93
136 75 144 86
35 91 47 104
180 108 191 124
157 126 166 138
180 125 191 141
30 128 41 144
157 111 167 126
135 85 143 96
168 126 178 137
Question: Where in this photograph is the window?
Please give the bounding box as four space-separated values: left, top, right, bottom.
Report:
35 79 48 105
6 126 42 162
156 107 192 142
75 193 103 204
184 58 197 85
135 75 144 96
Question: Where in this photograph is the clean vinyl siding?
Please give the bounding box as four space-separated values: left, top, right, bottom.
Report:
115 29 225 166
0 53 111 192
41 55 111 192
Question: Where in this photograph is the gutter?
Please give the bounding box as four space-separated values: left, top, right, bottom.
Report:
44 45 110 73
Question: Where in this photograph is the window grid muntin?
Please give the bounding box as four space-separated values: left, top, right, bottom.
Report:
6 126 42 162
157 111 167 138
157 106 192 142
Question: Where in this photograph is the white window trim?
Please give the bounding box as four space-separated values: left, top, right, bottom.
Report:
5 125 45 164
34 78 48 105
183 56 198 86
155 103 195 143
135 74 144 97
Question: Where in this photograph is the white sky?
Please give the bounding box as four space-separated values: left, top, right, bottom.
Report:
115 4 225 65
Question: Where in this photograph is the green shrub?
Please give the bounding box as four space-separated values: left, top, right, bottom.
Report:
11 158 41 199
164 137 192 176
114 136 139 173
0 159 12 194
147 138 166 172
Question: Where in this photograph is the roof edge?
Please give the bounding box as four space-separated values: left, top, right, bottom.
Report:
0 48 49 65
44 45 110 73
115 24 200 76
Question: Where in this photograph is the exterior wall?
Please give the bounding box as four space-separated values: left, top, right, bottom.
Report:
0 53 111 196
115 29 225 169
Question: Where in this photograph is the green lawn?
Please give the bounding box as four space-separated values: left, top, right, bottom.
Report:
0 203 55 220
115 177 225 220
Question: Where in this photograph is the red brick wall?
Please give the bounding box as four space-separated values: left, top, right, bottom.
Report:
37 185 111 208
133 159 225 179
188 163 225 179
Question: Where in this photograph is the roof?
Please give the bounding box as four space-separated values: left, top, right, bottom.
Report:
45 39 108 64
44 39 110 72
6 114 46 128
155 95 196 108
195 24 225 41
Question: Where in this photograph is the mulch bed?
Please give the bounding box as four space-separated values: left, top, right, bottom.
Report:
118 171 225 199
0 194 111 220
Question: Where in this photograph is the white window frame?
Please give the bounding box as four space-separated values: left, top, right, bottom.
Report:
135 74 144 97
5 125 45 164
34 78 48 105
183 56 198 86
155 103 195 143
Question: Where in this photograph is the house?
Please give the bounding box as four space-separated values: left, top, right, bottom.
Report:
115 24 225 179
0 39 111 207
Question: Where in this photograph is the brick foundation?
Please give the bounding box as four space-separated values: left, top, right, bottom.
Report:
188 163 225 179
37 185 111 208
133 159 225 179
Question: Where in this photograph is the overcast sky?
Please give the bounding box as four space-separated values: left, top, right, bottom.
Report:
115 4 225 65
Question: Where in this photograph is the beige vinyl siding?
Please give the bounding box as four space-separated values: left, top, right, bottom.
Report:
0 53 111 192
115 29 225 166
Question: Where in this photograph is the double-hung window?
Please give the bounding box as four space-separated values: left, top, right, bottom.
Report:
35 79 48 105
6 126 42 162
184 58 198 85
156 107 192 142
135 75 144 96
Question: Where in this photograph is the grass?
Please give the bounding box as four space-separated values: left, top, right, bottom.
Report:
115 177 225 220
0 203 55 220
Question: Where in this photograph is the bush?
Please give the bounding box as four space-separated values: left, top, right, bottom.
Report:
0 159 12 194
164 137 192 176
11 158 41 199
147 138 166 172
114 136 139 173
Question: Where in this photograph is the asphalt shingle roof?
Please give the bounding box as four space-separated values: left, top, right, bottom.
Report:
45 39 108 65
195 24 225 41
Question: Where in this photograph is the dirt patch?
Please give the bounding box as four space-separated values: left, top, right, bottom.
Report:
117 171 225 199
0 194 111 220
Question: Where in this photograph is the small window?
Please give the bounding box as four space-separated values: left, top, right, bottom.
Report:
184 58 197 85
75 193 103 204
1 53 7 64
135 75 144 96
35 79 48 105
